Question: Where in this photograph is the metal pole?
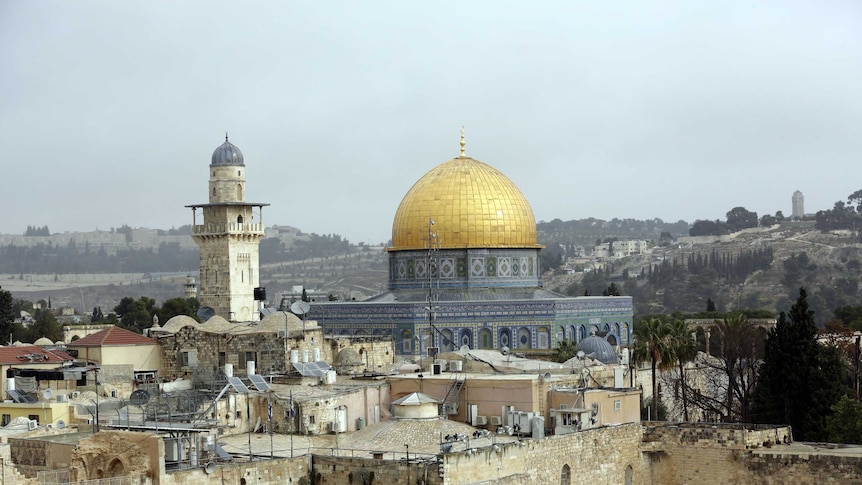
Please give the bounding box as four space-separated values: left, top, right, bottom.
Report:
268 392 273 460
247 394 252 460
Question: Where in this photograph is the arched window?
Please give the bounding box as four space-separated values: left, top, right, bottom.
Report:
479 329 492 349
441 329 454 352
518 327 531 349
459 329 473 349
237 183 243 200
401 329 412 353
560 464 571 485
237 215 244 224
499 328 511 348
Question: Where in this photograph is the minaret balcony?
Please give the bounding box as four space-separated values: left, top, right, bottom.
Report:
192 223 265 235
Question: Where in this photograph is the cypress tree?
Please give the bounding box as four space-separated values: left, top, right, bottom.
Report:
754 288 847 440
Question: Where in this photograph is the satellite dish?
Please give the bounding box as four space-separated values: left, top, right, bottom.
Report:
129 389 151 406
500 346 510 356
576 350 586 360
41 389 52 400
291 301 311 315
196 306 216 321
56 420 66 429
459 345 470 353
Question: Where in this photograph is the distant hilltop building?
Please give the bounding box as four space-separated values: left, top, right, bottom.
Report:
792 190 804 219
187 135 269 322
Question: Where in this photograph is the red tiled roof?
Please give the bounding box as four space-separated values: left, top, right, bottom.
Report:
0 345 73 365
68 326 157 347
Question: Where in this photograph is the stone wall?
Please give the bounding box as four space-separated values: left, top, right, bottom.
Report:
163 456 309 485
308 423 646 485
444 423 646 485
744 449 862 484
640 423 862 485
329 337 395 374
312 455 442 485
157 325 326 382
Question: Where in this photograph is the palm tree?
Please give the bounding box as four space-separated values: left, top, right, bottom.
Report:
632 317 673 419
666 318 697 421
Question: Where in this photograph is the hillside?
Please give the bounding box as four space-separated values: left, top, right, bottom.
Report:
544 222 862 323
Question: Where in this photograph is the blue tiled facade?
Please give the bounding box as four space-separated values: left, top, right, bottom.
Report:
309 295 632 357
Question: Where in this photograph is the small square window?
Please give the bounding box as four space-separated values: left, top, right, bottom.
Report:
614 400 621 411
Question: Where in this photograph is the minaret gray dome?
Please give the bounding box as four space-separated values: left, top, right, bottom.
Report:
576 334 619 364
211 135 244 166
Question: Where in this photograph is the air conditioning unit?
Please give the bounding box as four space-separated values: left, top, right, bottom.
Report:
475 416 488 426
328 421 346 433
490 416 503 426
559 403 568 409
27 420 38 431
70 391 80 399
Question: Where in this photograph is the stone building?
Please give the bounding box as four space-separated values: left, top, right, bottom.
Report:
187 136 269 322
792 189 805 219
310 134 633 357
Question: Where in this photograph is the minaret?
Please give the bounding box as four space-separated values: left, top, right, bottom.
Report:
183 273 197 300
187 135 269 321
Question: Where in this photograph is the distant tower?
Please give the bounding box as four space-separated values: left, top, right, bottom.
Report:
184 273 197 300
187 136 269 322
792 190 804 219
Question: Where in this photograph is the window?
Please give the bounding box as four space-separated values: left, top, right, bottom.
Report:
243 351 257 366
614 400 621 411
28 415 39 424
181 350 198 367
308 415 315 424
218 352 226 367
236 410 242 419
1 415 9 426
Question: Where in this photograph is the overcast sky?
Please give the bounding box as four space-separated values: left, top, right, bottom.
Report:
2 1 861 244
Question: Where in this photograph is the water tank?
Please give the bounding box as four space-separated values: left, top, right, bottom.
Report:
246 361 256 376
449 360 463 372
290 350 299 364
313 348 321 362
302 349 310 363
7 378 14 391
357 417 366 430
224 364 233 378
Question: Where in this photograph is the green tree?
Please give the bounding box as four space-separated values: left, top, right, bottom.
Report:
754 288 848 440
726 207 758 232
552 339 579 363
156 297 200 324
114 296 156 333
826 396 862 444
633 317 672 419
602 283 621 296
666 318 697 421
28 309 62 342
0 287 14 341
706 298 717 312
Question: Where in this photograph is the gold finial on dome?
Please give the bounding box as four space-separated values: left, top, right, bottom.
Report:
459 126 466 157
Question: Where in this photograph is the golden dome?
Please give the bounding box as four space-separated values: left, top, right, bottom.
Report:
389 156 541 251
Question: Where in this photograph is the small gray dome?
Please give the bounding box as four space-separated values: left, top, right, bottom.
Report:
576 335 618 364
211 135 244 166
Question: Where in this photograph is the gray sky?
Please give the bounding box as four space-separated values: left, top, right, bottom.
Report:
2 1 861 244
